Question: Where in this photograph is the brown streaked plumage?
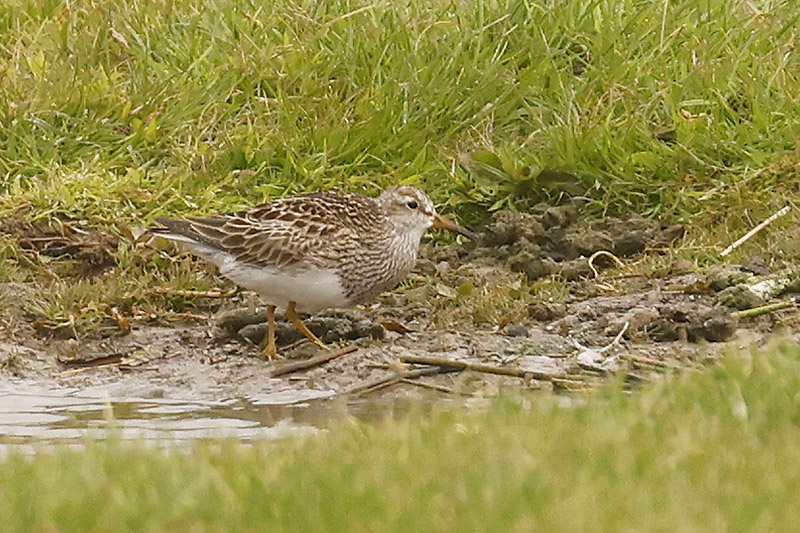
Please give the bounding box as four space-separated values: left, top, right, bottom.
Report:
152 185 475 359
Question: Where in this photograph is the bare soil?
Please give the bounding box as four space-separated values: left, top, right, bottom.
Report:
1 205 797 404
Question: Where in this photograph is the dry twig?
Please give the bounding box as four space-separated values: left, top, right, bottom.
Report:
348 366 448 396
399 354 581 384
600 321 629 354
150 287 237 298
588 250 625 278
720 205 791 257
732 299 796 319
398 379 461 395
270 345 358 377
623 354 680 369
551 378 591 391
54 352 149 376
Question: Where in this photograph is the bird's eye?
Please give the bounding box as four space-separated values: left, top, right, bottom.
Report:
407 201 418 209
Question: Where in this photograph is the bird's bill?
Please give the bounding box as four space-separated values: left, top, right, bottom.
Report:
433 214 478 240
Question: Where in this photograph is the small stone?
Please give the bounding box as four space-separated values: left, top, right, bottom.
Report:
504 324 529 337
670 259 694 274
652 224 686 247
707 265 753 291
613 230 648 256
508 251 553 281
714 285 765 310
702 312 738 342
741 256 770 276
542 205 579 229
528 302 567 321
559 259 593 280
569 228 614 256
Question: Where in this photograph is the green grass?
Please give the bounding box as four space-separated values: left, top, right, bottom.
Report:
2 0 800 220
3 341 800 531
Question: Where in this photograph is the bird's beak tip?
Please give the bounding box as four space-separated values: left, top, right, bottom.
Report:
433 214 478 240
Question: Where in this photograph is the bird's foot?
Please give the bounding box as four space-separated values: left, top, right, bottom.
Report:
311 338 330 351
260 304 284 360
287 301 330 352
261 338 285 361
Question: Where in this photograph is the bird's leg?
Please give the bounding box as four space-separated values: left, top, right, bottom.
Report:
260 305 283 360
286 301 329 351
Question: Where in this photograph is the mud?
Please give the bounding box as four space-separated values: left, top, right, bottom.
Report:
1 207 798 413
0 212 119 277
453 204 687 281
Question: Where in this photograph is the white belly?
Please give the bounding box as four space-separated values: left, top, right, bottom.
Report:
218 255 348 313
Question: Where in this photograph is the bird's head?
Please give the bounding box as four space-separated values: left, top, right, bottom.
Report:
379 185 476 240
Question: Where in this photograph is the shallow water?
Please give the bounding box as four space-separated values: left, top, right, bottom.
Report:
0 381 418 454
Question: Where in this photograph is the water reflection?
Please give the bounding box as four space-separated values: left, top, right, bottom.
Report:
0 381 445 453
0 383 336 452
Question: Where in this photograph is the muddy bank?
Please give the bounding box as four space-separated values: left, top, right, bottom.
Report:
1 207 798 404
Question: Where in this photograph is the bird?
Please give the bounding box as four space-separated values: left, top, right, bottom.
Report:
151 185 475 359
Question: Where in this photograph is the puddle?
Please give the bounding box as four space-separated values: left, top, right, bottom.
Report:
0 381 421 454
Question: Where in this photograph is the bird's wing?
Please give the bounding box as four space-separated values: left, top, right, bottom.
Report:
155 194 378 270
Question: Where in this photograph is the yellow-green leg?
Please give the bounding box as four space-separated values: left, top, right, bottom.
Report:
260 305 283 360
286 301 329 351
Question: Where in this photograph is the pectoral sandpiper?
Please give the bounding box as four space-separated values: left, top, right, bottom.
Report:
152 185 474 359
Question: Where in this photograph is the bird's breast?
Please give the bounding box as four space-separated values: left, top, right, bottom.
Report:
335 232 421 304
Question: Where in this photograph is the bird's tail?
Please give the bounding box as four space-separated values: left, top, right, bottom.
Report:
151 217 204 245
151 217 227 264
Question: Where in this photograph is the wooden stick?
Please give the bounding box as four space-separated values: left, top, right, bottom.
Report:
150 287 237 298
600 321 628 353
720 205 791 257
733 300 796 319
577 362 608 375
54 362 126 377
551 378 591 390
270 345 358 377
399 354 579 383
623 354 680 369
53 355 150 376
57 352 124 368
624 372 650 383
348 367 447 395
398 378 460 395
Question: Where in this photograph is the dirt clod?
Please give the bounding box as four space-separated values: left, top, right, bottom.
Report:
465 209 686 281
503 324 529 337
528 302 567 322
701 312 739 343
715 285 767 310
221 308 384 349
0 214 118 277
542 205 578 229
707 265 753 291
741 256 770 276
508 252 554 281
